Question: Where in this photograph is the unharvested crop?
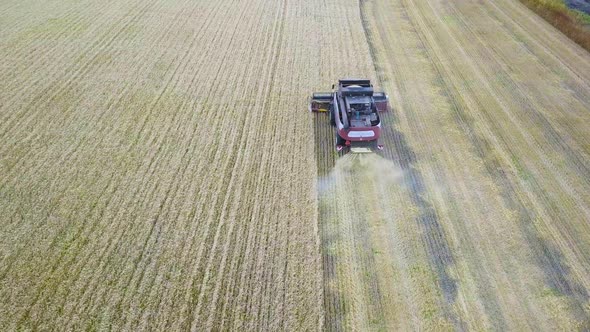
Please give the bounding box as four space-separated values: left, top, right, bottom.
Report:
0 0 370 329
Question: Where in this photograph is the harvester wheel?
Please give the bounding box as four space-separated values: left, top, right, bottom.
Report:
336 133 345 146
330 105 336 127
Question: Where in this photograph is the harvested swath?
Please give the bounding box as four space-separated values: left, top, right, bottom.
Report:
317 0 590 329
319 153 453 330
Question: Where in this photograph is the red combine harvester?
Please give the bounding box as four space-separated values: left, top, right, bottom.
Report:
310 79 389 153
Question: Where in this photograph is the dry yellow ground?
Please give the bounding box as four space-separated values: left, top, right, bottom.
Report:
318 0 590 330
0 0 367 329
2 0 590 330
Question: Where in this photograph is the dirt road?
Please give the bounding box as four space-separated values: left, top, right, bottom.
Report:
318 0 590 330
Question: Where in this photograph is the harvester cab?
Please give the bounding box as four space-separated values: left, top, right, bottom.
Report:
310 79 389 154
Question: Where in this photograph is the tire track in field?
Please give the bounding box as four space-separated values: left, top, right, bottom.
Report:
110 1 243 325
356 0 590 329
188 8 276 332
315 1 461 329
407 0 589 327
427 0 590 326
492 0 590 85
470 0 590 246
410 0 590 324
439 0 590 205
91 1 253 328
126 3 261 328
360 0 463 327
168 12 272 328
239 3 291 329
189 1 280 328
232 7 295 329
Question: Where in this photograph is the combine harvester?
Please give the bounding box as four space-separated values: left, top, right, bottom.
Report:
310 79 389 153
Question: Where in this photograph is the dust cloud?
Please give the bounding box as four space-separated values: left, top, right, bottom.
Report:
318 153 418 330
318 153 404 196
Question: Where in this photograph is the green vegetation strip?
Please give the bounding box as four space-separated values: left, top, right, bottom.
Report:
518 0 590 51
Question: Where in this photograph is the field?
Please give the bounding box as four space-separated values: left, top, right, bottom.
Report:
0 0 333 329
518 0 590 51
319 0 590 330
1 0 590 330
